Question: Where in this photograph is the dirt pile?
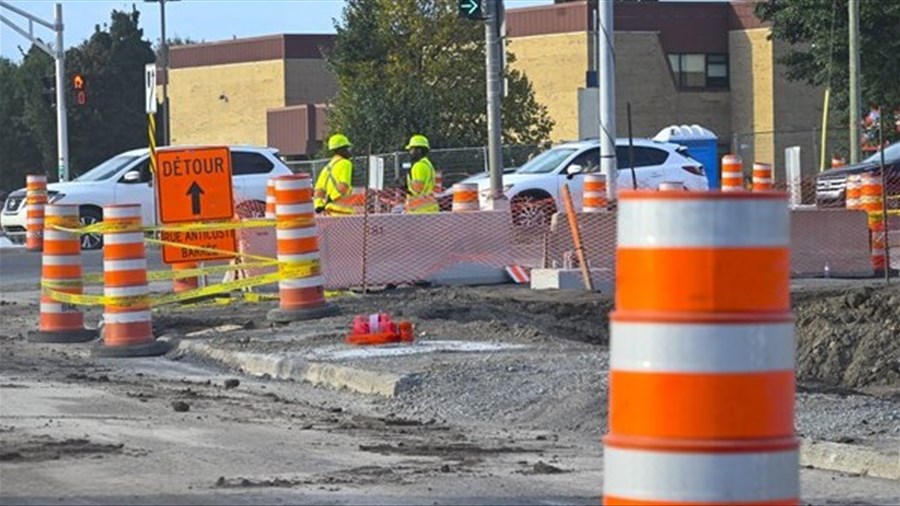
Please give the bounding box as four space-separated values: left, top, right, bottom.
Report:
794 285 900 391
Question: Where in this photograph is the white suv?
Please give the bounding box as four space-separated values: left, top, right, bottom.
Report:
460 138 708 223
1 146 291 249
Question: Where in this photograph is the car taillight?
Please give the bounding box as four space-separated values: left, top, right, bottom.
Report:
681 165 705 176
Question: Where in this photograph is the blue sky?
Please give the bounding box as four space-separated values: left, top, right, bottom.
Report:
0 0 560 61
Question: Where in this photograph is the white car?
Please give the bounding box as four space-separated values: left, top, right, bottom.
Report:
461 138 708 224
1 146 291 249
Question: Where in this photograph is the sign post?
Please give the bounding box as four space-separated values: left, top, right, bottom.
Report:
145 64 158 174
155 146 237 264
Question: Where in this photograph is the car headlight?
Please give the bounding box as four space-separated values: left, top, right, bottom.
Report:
48 192 66 203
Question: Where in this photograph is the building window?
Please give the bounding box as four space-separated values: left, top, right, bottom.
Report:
668 53 729 90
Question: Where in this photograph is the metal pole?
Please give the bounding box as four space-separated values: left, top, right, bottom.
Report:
598 0 616 202
485 0 505 208
54 3 68 182
159 0 169 146
879 110 890 283
848 0 861 164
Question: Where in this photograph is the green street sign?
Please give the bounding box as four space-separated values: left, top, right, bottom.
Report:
458 0 483 19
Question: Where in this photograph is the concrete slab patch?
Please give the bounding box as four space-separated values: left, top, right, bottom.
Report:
305 340 527 362
800 438 900 480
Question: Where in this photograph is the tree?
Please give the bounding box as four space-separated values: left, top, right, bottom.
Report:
0 56 44 191
756 0 900 143
325 0 554 153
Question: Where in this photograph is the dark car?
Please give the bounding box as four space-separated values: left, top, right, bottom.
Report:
816 142 900 208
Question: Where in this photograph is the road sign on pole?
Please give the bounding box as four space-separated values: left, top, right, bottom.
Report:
155 146 236 264
145 64 157 114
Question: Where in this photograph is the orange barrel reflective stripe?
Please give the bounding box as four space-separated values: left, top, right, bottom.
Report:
25 174 48 251
267 174 337 323
92 204 168 358
27 205 98 343
860 173 886 272
604 191 797 505
172 262 199 293
451 183 479 212
658 181 686 191
265 179 276 219
752 162 774 191
720 155 744 192
845 174 862 210
583 174 608 212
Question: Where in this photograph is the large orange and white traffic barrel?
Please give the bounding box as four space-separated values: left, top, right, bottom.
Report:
860 173 887 273
27 205 98 343
25 174 48 251
752 162 774 191
845 174 862 210
265 179 276 219
604 191 797 505
92 204 168 357
720 154 744 192
831 155 846 168
452 183 479 212
267 174 337 323
583 174 608 212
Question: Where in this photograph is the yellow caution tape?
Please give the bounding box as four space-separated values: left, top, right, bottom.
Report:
49 217 314 236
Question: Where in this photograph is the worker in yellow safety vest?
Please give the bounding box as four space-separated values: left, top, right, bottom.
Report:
314 134 355 216
404 135 440 214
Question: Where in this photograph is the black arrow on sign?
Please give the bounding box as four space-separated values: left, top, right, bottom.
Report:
187 181 204 215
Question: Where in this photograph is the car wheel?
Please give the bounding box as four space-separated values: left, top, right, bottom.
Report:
79 207 103 250
511 194 557 227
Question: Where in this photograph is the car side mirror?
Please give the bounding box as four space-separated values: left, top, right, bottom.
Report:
566 164 584 179
123 170 141 183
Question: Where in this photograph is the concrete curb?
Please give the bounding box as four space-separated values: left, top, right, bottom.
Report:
800 438 900 480
177 341 417 397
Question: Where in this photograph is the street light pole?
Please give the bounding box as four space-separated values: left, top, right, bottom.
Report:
146 0 175 146
484 0 506 209
54 3 69 181
848 0 861 164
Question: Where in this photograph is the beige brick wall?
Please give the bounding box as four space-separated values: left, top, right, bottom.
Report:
772 39 825 178
729 29 775 167
169 60 285 146
284 59 338 106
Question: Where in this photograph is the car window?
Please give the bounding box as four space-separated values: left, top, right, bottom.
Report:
516 148 578 174
616 146 670 169
567 148 600 173
117 158 153 183
231 152 275 176
75 155 140 182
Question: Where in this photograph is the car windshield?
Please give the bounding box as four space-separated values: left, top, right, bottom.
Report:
74 155 140 182
516 148 577 174
863 143 900 164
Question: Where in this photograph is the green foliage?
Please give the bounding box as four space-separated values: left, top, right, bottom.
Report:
325 0 554 154
0 8 155 190
756 0 900 142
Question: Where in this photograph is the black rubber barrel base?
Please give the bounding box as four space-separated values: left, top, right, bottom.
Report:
267 304 339 323
91 339 170 358
27 328 98 344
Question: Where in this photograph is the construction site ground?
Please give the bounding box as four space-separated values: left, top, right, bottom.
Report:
1 279 899 504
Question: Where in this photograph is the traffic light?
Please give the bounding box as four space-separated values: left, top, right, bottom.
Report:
72 73 87 106
458 0 484 20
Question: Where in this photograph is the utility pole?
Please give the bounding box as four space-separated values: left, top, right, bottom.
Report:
484 0 506 209
848 0 861 164
598 0 617 201
0 1 69 181
146 0 177 146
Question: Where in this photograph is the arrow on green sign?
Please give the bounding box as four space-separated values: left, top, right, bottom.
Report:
462 0 478 15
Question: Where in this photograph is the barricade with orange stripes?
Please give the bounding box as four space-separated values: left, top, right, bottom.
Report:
720 154 744 192
265 179 276 220
583 174 608 212
26 175 48 251
604 191 797 505
845 174 862 210
93 204 169 357
267 174 337 323
452 183 479 212
860 172 887 273
752 162 774 191
27 205 97 343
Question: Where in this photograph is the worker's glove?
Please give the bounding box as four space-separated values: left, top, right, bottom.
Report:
315 206 325 214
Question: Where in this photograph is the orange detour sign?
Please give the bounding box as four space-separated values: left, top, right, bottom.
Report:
155 147 237 264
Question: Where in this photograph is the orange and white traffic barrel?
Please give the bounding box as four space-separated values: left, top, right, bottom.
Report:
832 155 846 168
720 154 744 192
583 174 608 212
604 191 797 505
658 181 686 192
172 262 199 293
265 179 276 219
93 204 168 357
27 205 97 343
267 174 337 323
860 173 887 273
845 174 862 210
434 171 443 194
452 183 479 212
752 162 774 191
25 174 48 251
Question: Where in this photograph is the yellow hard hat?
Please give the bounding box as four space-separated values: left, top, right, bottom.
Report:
406 134 430 150
328 134 351 151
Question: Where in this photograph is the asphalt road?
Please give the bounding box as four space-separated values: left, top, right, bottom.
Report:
0 247 168 291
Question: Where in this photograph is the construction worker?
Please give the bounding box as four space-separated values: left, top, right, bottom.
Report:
404 134 440 214
314 134 355 216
